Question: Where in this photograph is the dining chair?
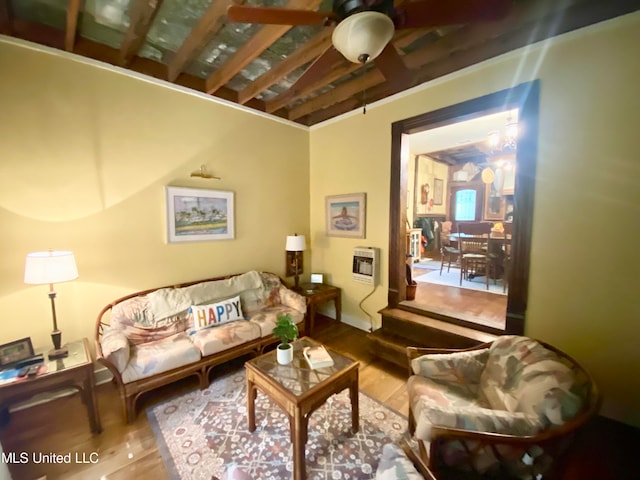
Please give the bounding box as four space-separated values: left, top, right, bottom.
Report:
439 231 460 275
458 222 492 289
501 222 513 292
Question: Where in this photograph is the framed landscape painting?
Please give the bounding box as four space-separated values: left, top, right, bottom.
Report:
166 186 234 243
325 192 366 238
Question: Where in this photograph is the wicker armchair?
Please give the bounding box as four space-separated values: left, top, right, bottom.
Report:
405 336 600 480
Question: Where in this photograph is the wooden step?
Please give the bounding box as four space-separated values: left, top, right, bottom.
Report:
368 307 499 367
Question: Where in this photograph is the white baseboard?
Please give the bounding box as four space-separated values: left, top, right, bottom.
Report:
336 313 372 333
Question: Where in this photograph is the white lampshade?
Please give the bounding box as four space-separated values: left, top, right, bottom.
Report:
332 12 395 64
24 251 78 285
285 235 306 252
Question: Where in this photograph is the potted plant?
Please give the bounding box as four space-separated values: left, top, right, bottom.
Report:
272 313 299 365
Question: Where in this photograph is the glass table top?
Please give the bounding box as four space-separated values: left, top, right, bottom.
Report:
41 339 89 373
246 337 356 397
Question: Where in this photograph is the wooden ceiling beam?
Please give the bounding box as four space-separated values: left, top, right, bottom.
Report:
65 0 83 52
205 0 323 94
73 37 267 110
167 0 236 82
302 0 632 125
0 0 13 35
288 67 385 120
267 56 359 113
118 0 163 66
11 19 64 49
268 28 431 114
238 27 333 105
291 0 588 122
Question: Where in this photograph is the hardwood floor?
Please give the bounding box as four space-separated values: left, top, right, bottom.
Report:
407 262 507 330
1 316 638 479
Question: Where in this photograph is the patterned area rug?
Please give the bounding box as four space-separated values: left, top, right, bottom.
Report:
147 369 407 480
415 268 507 295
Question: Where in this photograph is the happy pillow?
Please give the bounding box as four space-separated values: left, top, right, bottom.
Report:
189 295 244 332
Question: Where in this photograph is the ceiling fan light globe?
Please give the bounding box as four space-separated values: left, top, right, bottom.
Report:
332 12 395 64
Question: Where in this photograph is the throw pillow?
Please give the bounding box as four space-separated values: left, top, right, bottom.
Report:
189 295 244 332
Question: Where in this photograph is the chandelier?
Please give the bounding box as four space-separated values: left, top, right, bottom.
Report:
487 117 518 154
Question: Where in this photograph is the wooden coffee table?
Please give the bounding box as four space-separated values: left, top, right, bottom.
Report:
245 337 359 480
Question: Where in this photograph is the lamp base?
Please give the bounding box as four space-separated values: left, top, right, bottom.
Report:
48 346 68 360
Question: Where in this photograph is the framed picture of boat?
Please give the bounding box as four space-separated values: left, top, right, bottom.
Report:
325 193 366 238
166 186 234 242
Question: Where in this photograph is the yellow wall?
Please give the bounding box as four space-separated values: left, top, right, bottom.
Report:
309 12 640 426
1 11 639 428
0 38 309 353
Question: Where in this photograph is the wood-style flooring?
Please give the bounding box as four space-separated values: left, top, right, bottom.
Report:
1 316 639 479
407 261 507 330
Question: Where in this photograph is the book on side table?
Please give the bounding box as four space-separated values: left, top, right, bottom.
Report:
303 345 334 369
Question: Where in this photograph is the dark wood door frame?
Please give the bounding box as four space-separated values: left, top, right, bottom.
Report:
388 81 540 335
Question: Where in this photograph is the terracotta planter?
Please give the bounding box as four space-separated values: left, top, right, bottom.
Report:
406 283 417 300
277 344 293 365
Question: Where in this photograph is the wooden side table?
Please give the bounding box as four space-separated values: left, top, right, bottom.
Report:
294 283 341 335
0 337 101 434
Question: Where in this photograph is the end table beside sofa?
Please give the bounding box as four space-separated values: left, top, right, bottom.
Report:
292 283 341 334
0 338 101 435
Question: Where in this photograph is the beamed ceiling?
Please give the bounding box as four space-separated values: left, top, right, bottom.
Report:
1 0 638 126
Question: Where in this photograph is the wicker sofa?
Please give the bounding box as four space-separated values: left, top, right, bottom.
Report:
95 271 306 423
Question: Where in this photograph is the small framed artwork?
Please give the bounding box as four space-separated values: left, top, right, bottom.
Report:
285 251 304 277
310 273 324 284
166 186 234 243
433 178 444 205
325 192 366 238
483 182 506 220
0 337 35 368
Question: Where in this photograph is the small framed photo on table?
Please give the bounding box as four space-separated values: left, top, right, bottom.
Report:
0 337 35 368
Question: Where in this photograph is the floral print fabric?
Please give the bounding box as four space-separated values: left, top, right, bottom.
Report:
407 336 589 478
102 272 307 382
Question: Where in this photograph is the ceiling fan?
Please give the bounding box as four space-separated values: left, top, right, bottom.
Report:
227 0 513 95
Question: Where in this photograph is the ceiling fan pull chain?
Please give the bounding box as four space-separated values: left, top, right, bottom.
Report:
362 87 367 115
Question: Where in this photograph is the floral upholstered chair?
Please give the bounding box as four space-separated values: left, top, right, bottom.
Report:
406 336 600 480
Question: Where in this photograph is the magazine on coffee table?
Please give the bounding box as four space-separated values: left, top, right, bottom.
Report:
303 345 334 369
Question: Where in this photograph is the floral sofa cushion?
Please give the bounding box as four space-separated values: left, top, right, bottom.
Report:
480 336 584 427
248 305 304 338
190 319 261 357
110 296 187 345
120 333 201 384
101 327 130 372
148 271 263 321
410 348 489 386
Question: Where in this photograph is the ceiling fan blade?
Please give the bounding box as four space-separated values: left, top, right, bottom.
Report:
290 45 344 95
374 44 412 91
394 0 512 29
227 5 336 26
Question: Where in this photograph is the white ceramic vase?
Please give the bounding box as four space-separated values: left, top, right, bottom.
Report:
276 344 293 365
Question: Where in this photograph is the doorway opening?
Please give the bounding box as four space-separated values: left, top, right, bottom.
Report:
405 109 518 330
388 82 539 336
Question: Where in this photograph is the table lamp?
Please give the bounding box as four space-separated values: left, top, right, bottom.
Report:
285 234 306 289
24 250 78 359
